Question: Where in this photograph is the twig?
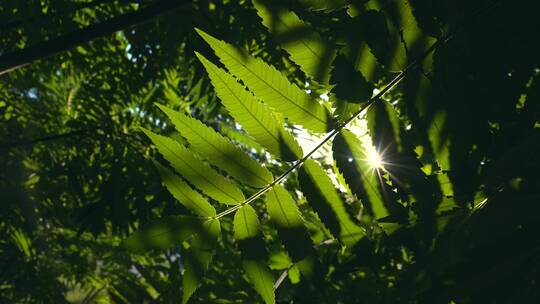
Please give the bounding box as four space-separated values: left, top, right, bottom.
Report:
207 34 452 222
273 238 337 290
0 0 190 76
273 269 289 290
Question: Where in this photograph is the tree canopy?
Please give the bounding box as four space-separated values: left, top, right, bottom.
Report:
1 0 540 303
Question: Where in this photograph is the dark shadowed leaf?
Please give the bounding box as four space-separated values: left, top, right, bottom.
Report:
266 184 315 262
299 159 364 246
233 205 275 304
123 216 204 253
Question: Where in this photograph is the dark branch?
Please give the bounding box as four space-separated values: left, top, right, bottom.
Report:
0 0 190 76
0 0 136 31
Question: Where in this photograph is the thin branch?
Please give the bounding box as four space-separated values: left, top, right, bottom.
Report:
273 269 289 290
208 35 452 222
0 0 136 31
0 0 190 76
273 238 337 290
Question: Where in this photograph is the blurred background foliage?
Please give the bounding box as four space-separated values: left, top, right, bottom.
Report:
0 0 539 303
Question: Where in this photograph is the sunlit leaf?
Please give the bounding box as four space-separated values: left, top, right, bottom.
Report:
158 104 273 187
196 52 303 161
196 29 332 133
266 184 315 262
233 205 275 304
142 128 245 205
153 161 216 218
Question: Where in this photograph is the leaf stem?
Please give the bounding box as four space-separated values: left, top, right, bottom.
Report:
208 34 451 221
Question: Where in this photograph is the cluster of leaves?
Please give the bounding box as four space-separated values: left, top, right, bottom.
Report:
124 0 540 303
2 0 540 303
0 0 268 302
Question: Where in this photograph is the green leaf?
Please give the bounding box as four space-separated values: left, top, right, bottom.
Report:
362 2 435 70
266 185 315 262
330 54 373 103
358 10 392 68
142 128 244 205
234 205 261 240
123 216 203 253
153 161 216 218
298 160 364 246
196 53 303 161
196 29 332 133
220 124 265 153
333 130 389 219
428 111 450 170
233 205 275 304
253 0 336 84
242 260 275 304
157 104 273 188
182 219 220 304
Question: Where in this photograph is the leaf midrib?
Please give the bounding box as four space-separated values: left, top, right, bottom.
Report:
157 135 242 204
214 40 327 127
170 177 213 216
271 188 292 227
172 114 269 185
209 63 284 152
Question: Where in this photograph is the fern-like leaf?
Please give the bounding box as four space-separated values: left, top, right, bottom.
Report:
153 161 216 217
196 29 332 133
253 0 335 84
298 159 364 246
196 53 303 161
157 104 273 188
142 128 244 205
233 205 275 304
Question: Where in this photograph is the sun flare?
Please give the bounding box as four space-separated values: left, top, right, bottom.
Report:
366 146 384 169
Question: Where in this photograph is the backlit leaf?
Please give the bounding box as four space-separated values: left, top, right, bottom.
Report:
196 53 303 161
142 128 245 205
196 29 332 133
153 161 216 218
266 184 315 262
233 205 275 304
158 104 273 188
